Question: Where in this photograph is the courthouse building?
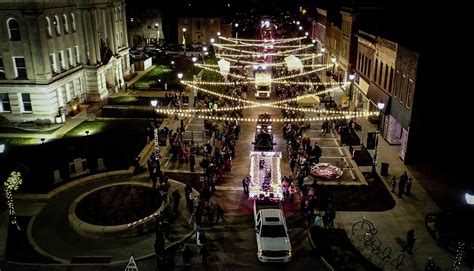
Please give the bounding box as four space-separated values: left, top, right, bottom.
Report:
0 0 130 123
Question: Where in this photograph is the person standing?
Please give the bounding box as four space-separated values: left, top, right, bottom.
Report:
189 153 196 172
391 176 397 193
405 178 413 196
398 175 407 198
215 204 225 224
172 189 181 214
242 176 249 196
402 229 416 254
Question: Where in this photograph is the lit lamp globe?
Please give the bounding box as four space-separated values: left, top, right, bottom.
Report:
298 26 303 31
192 57 197 63
217 32 221 36
465 192 474 205
305 32 309 36
321 48 326 53
177 73 183 79
377 101 385 110
349 74 355 81
312 39 316 44
210 38 215 43
0 144 5 153
331 57 337 63
150 99 158 107
203 47 208 52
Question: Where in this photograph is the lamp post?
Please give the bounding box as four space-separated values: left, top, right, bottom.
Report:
331 56 337 74
177 73 183 81
192 56 197 78
151 99 158 124
182 27 187 56
210 38 215 44
155 23 160 44
234 23 239 44
349 74 355 102
372 100 385 175
465 191 474 205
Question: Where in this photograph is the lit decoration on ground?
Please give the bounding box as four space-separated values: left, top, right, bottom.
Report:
453 241 464 271
4 171 22 230
154 128 160 160
310 163 344 179
248 151 283 200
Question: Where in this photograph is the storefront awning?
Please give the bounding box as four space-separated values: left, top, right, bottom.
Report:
367 83 390 113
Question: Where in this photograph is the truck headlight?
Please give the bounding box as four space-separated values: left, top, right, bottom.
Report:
287 249 292 257
258 250 263 256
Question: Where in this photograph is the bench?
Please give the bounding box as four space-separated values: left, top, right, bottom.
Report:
70 256 112 264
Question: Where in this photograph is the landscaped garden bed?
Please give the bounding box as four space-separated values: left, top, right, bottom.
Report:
310 228 381 271
106 96 169 106
315 172 395 211
75 184 162 226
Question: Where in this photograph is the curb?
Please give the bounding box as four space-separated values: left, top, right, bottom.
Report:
307 229 335 271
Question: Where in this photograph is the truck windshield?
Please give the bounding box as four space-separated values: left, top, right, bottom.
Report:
258 86 269 91
261 225 286 238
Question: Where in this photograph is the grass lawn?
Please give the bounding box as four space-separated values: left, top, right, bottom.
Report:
0 126 60 134
133 65 173 88
1 119 148 194
0 137 42 146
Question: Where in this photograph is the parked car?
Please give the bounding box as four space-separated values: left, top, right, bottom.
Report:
144 44 156 52
134 44 144 51
130 51 148 60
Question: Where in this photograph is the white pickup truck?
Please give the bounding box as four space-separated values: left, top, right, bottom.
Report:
253 200 292 263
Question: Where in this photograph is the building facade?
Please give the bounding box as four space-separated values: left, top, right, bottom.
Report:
0 0 130 123
177 17 231 45
127 7 164 46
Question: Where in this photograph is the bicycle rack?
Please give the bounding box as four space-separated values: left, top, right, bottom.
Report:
392 253 405 269
382 247 392 261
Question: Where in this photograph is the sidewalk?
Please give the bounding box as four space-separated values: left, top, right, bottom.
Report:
333 116 465 270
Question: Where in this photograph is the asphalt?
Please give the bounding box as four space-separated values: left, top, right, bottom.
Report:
0 52 469 271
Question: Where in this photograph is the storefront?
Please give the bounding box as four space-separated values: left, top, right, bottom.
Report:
351 73 370 112
366 83 391 135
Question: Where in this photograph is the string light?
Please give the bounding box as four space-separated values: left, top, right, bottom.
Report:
180 79 346 87
215 55 316 67
4 171 22 231
214 43 305 48
216 53 317 58
196 62 326 69
166 112 378 123
453 241 464 271
219 36 305 43
214 43 314 56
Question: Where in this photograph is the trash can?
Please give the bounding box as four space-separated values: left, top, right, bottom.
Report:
381 162 389 176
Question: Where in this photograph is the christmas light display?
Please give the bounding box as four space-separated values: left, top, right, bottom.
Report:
4 171 22 230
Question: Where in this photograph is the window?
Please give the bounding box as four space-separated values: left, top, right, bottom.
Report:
0 93 11 112
120 32 124 47
406 79 413 108
7 18 21 41
14 57 27 79
394 71 399 98
118 7 122 21
378 61 383 85
363 56 367 75
357 53 361 71
384 64 389 90
75 46 80 64
63 14 69 33
368 59 372 79
67 48 73 66
147 25 152 29
374 59 378 82
70 13 76 32
388 67 394 93
59 51 65 70
196 22 201 30
56 88 64 106
53 15 60 36
400 75 406 103
45 17 52 38
20 93 32 112
50 53 58 73
0 57 5 80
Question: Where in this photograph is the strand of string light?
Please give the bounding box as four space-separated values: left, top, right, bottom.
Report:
156 102 377 115
219 36 305 43
214 43 304 48
196 64 331 81
214 43 314 56
216 53 318 58
196 62 326 69
182 81 344 105
180 79 346 87
171 112 379 123
215 55 316 66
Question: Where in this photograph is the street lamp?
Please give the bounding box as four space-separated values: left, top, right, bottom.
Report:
210 38 215 44
182 27 187 56
234 23 239 44
331 56 337 74
151 99 158 124
465 192 474 205
0 144 5 153
177 73 183 81
192 57 197 77
372 100 385 175
298 26 303 31
349 74 355 102
155 23 160 44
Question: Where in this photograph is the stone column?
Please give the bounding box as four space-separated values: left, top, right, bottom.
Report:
106 6 116 53
91 8 101 63
83 10 97 65
122 3 129 48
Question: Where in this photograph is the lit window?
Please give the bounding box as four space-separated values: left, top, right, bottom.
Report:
75 46 80 64
7 18 21 41
59 50 65 70
45 17 52 38
67 48 73 66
